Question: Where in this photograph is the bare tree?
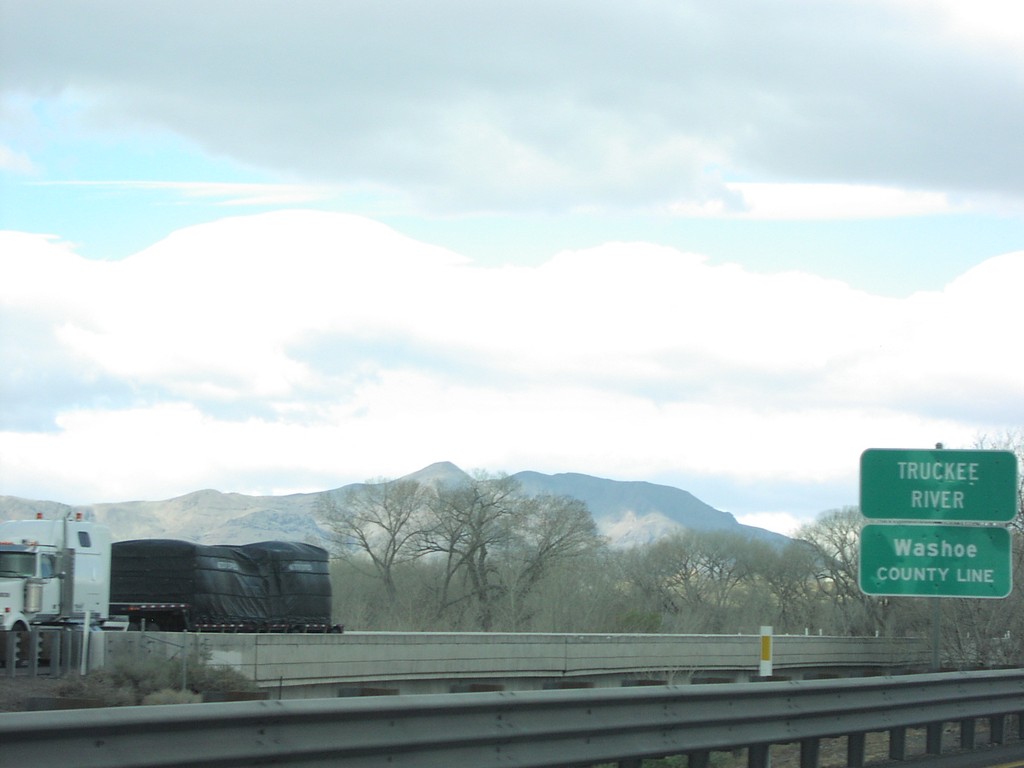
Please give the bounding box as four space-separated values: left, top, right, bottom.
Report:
416 474 606 630
752 538 826 633
318 478 429 602
417 472 521 628
795 506 897 635
518 551 633 633
509 494 605 590
623 529 763 633
493 494 606 629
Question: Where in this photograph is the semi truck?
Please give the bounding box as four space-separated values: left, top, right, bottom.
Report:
0 513 110 632
0 513 335 633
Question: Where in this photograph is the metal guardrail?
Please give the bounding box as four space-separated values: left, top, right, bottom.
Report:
2 669 1024 767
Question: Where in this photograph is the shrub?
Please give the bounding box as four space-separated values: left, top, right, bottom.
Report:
141 688 203 705
59 648 257 707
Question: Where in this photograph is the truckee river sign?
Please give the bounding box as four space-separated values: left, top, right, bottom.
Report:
860 448 1017 522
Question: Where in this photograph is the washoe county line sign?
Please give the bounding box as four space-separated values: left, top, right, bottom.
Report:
860 448 1017 522
859 523 1011 598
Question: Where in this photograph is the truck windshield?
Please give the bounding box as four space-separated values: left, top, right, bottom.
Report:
0 552 37 577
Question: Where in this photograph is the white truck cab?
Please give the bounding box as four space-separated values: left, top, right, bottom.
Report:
0 514 111 631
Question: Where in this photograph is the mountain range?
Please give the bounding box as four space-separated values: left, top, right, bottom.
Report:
0 462 787 547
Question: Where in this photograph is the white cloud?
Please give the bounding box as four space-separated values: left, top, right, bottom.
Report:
670 183 970 220
34 180 337 207
3 1 1022 213
1 211 1020 515
887 0 1024 49
0 144 36 174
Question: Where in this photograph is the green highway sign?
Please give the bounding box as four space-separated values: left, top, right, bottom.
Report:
860 448 1018 522
859 523 1011 598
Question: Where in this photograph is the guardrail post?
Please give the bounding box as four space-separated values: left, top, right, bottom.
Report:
990 714 1006 744
926 722 943 754
747 743 770 768
799 737 820 767
888 727 907 760
847 732 866 767
688 750 710 768
960 718 975 749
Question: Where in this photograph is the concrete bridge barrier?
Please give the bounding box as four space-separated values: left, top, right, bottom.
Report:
101 631 930 697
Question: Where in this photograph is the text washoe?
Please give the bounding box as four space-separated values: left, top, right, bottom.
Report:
859 523 1011 598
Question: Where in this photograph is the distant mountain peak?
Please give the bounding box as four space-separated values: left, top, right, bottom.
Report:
400 461 472 486
0 463 787 547
510 469 783 545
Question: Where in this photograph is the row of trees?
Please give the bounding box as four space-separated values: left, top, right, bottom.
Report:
318 472 604 631
320 433 1024 668
318 472 870 636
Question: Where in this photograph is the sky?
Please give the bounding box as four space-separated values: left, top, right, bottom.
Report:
1 1 1022 535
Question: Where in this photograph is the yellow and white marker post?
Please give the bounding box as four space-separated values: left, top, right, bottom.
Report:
759 625 773 677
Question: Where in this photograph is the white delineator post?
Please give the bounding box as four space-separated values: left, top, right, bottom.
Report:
760 626 773 677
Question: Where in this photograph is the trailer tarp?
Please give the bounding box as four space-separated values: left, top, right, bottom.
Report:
111 539 331 629
242 541 332 628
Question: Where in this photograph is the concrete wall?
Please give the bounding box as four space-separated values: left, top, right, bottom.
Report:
101 631 931 697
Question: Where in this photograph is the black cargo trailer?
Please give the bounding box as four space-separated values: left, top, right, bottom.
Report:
110 539 333 632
